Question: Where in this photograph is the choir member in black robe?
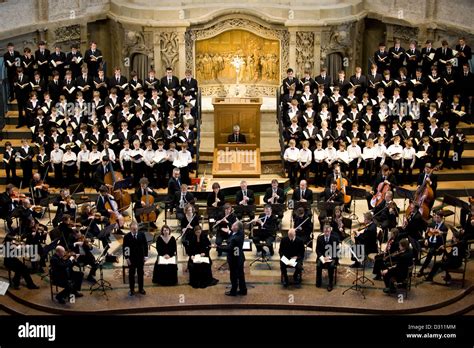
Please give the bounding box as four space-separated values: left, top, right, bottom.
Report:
187 226 218 289
152 225 178 286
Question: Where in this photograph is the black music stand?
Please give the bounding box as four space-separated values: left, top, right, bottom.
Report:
113 178 132 191
342 248 372 299
89 245 112 299
346 186 368 221
249 241 272 270
443 194 469 226
395 186 414 220
271 203 285 219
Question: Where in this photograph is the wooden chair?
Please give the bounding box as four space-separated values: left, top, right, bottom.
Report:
445 250 470 288
394 265 414 299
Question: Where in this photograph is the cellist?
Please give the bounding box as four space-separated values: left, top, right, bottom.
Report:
366 164 397 209
134 177 159 227
416 162 438 208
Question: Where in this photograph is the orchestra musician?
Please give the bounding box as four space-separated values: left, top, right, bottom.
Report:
330 206 349 241
79 204 110 250
460 203 474 242
373 228 400 280
366 164 397 209
251 204 278 257
50 245 84 304
318 181 343 230
68 229 97 283
372 190 399 242
214 203 237 256
381 238 413 294
180 203 200 255
279 228 305 288
417 210 448 277
174 184 195 221
152 225 178 286
3 234 40 290
416 162 438 206
0 184 17 233
206 182 225 221
263 179 285 205
291 180 313 211
316 224 340 291
123 221 148 296
52 188 76 227
134 177 159 226
293 207 313 245
424 232 466 283
351 212 378 267
235 180 255 221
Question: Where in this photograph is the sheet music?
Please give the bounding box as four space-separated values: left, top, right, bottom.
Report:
280 255 297 267
0 280 9 295
158 256 176 265
192 255 210 264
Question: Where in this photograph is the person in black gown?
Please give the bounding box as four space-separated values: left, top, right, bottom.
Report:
187 226 219 289
152 225 178 286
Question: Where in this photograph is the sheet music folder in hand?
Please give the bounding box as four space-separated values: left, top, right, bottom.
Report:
158 256 176 265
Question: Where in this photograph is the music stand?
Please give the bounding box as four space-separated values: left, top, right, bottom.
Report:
395 186 414 222
345 186 368 221
249 241 272 270
342 247 368 299
89 245 113 299
443 194 469 226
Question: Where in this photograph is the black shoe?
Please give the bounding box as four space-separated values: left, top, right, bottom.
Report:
327 285 333 292
295 283 302 289
87 275 96 283
383 287 391 293
238 290 247 295
139 289 146 295
27 284 40 290
128 290 135 296
56 296 66 304
38 267 45 274
225 291 237 296
11 284 20 290
74 292 84 298
373 275 382 281
283 282 289 288
350 262 360 268
15 125 22 129
316 283 321 288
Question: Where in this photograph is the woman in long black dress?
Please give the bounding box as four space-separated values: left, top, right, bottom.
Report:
187 226 219 289
181 203 200 255
152 225 178 286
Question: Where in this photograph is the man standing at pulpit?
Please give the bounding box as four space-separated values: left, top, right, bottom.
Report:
227 125 247 144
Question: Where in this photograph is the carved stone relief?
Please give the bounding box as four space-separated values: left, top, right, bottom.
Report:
320 22 354 67
160 32 179 71
296 31 314 76
53 24 81 47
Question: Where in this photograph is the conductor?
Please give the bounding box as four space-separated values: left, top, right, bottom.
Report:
217 220 247 296
227 125 247 144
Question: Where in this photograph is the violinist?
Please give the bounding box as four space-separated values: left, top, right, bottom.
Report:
372 190 399 242
214 203 237 256
24 217 48 273
417 210 447 277
416 162 438 205
2 234 40 290
318 181 343 229
96 186 124 233
0 184 17 233
381 238 413 294
351 212 378 267
424 232 466 283
69 229 97 282
30 172 49 203
50 245 84 304
57 214 75 248
79 204 110 249
373 228 400 280
366 164 397 209
134 177 159 226
460 203 474 242
206 182 225 222
52 188 76 227
330 206 349 241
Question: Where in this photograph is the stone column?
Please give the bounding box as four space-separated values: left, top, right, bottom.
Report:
288 28 297 70
177 27 187 76
313 29 322 75
153 29 162 73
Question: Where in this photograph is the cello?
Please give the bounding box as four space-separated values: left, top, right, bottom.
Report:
370 168 393 208
140 188 157 223
405 162 442 220
336 175 351 204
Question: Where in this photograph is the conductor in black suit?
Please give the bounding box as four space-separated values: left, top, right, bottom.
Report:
217 220 247 296
316 224 340 291
123 221 148 296
279 228 305 288
227 124 247 143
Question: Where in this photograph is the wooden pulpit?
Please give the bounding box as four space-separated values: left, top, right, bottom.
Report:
211 97 262 177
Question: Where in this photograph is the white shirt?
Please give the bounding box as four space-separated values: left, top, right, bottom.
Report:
88 151 101 164
362 146 377 160
77 149 90 165
386 144 403 160
299 148 312 164
177 150 192 164
324 147 337 164
119 148 132 164
347 144 362 166
50 149 64 164
130 148 144 163
62 152 77 165
101 148 115 163
402 147 416 161
313 148 327 162
336 150 351 165
144 149 156 166
284 147 299 162
167 149 179 162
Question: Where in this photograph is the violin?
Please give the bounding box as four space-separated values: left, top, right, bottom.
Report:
10 190 27 202
426 227 441 237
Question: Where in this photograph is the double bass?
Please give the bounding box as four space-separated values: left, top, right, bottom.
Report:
336 175 351 204
104 166 131 212
140 188 157 223
405 162 442 220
